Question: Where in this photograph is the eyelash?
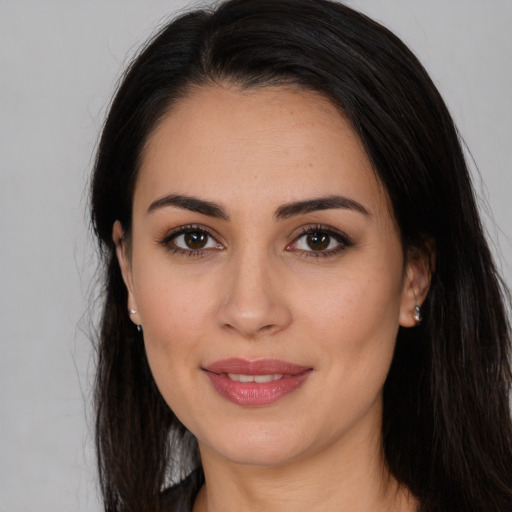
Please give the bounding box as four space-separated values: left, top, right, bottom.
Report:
159 224 221 257
159 223 354 258
288 224 354 259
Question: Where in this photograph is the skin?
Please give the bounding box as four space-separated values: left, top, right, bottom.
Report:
114 85 430 512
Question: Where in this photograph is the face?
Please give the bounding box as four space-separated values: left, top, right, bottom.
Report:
115 85 427 468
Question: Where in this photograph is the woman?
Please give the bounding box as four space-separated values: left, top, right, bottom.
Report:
90 0 512 510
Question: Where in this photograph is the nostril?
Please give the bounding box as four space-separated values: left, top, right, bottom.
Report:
216 266 293 337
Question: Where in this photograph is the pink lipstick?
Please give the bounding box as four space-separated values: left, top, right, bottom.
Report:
203 358 312 407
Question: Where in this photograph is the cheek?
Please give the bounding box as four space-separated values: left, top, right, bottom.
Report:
295 261 403 396
134 254 212 339
296 260 403 344
130 258 215 397
135 273 206 427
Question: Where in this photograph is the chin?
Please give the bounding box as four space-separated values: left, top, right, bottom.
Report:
198 420 318 468
215 443 304 468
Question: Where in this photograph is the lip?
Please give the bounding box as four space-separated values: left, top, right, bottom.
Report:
202 358 313 407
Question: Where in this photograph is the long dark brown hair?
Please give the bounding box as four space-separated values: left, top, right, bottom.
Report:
90 1 512 510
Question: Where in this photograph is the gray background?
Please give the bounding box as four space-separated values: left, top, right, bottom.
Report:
1 1 510 510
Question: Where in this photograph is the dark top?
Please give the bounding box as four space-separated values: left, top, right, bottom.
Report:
161 469 204 512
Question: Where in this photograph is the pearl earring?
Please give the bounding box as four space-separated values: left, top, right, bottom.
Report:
413 305 422 324
128 309 142 332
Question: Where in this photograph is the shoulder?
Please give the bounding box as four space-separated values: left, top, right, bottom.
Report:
160 468 204 512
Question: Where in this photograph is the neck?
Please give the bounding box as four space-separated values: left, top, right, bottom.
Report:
193 422 417 512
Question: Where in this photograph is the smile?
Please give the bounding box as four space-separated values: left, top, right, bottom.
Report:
203 359 313 407
227 373 283 383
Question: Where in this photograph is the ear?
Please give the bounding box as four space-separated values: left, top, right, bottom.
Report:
112 220 141 327
399 244 434 328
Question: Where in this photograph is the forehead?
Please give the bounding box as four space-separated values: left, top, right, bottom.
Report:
136 85 388 218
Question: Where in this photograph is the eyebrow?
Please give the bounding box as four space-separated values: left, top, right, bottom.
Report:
147 194 229 220
146 193 369 220
274 195 370 220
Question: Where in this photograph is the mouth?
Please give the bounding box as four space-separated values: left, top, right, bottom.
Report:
202 358 313 407
225 373 284 383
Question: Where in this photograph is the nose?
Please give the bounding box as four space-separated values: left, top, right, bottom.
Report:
216 250 293 339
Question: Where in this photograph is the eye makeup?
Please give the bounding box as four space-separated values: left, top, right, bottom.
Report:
157 222 354 260
158 224 224 257
287 224 354 259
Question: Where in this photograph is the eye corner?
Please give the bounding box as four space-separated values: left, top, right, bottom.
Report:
158 223 225 257
286 224 354 259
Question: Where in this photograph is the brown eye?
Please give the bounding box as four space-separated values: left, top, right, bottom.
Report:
164 226 222 253
184 231 208 249
306 232 330 251
287 225 353 257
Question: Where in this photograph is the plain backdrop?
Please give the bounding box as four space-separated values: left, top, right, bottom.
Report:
0 1 511 510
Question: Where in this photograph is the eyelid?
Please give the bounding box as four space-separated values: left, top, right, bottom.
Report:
286 224 354 257
159 224 224 255
157 222 353 259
